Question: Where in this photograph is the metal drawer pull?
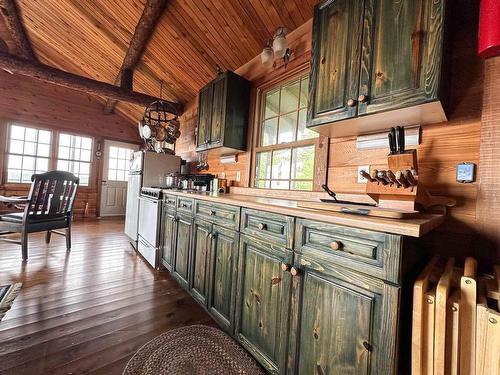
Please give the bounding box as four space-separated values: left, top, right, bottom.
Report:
180 203 188 208
330 241 343 251
281 263 291 272
257 223 267 230
290 267 300 276
363 341 373 352
208 233 216 239
209 210 216 216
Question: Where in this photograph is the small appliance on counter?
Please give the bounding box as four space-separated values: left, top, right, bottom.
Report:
176 174 214 192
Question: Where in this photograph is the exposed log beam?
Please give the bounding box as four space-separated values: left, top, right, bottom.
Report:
104 0 168 114
0 51 183 113
0 0 36 60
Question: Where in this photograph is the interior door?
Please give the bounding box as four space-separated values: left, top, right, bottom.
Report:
100 140 138 216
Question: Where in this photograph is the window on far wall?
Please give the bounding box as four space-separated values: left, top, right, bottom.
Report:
57 133 92 186
107 146 134 182
7 124 51 183
254 74 318 191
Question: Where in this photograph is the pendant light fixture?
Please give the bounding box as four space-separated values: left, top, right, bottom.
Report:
261 40 274 67
272 27 288 58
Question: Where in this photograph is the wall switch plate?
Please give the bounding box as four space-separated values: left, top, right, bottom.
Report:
236 171 241 182
358 165 370 183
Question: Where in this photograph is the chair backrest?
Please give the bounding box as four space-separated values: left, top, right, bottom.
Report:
24 171 80 221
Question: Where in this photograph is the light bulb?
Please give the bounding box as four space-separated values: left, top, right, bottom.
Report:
273 34 288 58
261 46 274 67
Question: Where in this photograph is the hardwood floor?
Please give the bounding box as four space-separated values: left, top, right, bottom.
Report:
0 218 214 375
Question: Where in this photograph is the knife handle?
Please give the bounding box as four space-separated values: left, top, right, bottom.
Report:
360 170 375 182
386 170 401 187
404 170 418 186
388 130 396 155
395 170 410 188
396 126 405 153
372 169 388 185
377 170 392 185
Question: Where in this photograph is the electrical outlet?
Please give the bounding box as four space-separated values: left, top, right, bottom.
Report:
357 165 370 183
236 171 241 182
219 172 226 179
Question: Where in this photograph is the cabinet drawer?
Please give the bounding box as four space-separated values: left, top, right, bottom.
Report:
176 197 194 215
163 194 177 210
195 200 240 230
295 219 402 283
241 208 294 249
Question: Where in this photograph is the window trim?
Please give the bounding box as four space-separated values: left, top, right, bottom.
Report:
56 132 94 187
250 68 328 192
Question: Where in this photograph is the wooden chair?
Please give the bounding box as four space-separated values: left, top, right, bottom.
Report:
0 171 79 260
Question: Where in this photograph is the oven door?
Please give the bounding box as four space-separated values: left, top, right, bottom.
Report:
138 196 160 247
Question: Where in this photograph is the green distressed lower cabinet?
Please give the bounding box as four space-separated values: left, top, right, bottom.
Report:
207 224 239 333
172 212 193 289
234 234 293 374
190 218 212 305
160 208 176 271
287 255 400 375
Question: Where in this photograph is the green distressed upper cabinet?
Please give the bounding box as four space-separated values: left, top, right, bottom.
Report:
308 0 365 126
172 213 193 289
190 218 212 305
196 71 251 154
234 235 293 374
207 225 239 333
308 0 447 137
287 255 400 375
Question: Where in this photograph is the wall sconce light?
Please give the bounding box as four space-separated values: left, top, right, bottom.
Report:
260 26 293 68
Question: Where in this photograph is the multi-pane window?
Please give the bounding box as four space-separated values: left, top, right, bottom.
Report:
57 133 92 186
254 75 318 190
7 125 51 183
108 146 134 182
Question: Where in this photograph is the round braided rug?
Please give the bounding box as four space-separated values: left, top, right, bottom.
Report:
122 325 265 375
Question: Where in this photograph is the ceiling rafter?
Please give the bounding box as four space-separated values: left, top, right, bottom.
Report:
0 0 35 60
103 0 168 115
0 50 183 113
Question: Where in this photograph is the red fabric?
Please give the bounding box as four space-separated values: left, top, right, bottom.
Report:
478 0 500 58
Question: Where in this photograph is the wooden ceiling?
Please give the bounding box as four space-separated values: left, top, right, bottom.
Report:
3 0 317 122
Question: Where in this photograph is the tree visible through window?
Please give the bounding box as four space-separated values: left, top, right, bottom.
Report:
7 125 51 183
254 74 318 190
57 133 92 186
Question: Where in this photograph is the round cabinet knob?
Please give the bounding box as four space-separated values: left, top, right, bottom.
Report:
208 233 214 239
281 263 291 272
330 241 343 251
357 94 369 103
347 99 357 107
257 223 267 230
209 210 216 216
290 267 300 276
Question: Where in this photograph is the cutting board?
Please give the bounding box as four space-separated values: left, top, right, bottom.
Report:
297 201 419 219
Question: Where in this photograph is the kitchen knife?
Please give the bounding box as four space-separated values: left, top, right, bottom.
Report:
395 126 405 154
388 128 397 155
386 170 401 187
395 170 410 188
404 169 418 186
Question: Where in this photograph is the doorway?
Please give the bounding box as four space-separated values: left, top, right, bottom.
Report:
99 140 139 217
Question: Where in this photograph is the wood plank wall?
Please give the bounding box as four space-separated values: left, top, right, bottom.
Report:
0 71 140 217
176 0 486 261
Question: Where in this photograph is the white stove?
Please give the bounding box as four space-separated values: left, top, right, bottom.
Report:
137 187 164 269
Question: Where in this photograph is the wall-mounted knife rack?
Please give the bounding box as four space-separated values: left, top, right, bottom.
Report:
366 149 456 212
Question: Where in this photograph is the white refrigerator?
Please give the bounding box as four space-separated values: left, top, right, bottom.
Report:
124 151 181 247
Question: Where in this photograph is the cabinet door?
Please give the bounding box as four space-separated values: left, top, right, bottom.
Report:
207 225 239 333
209 76 226 147
358 0 444 115
234 235 293 374
161 209 176 270
196 84 213 149
288 255 400 375
172 213 193 289
190 218 212 305
308 0 364 127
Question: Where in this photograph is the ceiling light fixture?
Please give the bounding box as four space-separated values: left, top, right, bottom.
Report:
260 26 293 69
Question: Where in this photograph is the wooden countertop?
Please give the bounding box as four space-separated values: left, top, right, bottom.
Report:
162 190 444 238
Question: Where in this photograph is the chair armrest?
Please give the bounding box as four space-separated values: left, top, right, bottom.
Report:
0 195 29 203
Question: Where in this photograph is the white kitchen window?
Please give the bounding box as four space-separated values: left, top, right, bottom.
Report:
254 74 318 190
57 133 92 186
6 124 51 183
